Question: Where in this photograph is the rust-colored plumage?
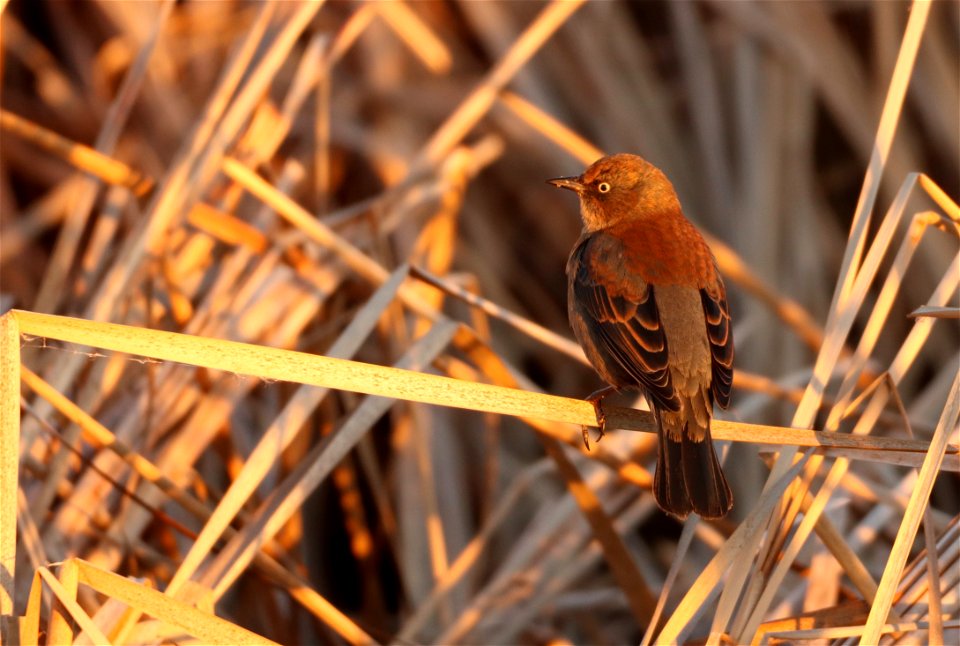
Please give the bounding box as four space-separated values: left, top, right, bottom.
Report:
549 153 734 519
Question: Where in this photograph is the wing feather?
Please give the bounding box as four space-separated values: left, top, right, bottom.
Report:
700 286 734 409
569 235 679 411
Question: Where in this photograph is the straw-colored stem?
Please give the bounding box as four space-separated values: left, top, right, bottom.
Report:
0 109 153 195
415 0 586 168
922 507 944 644
0 313 19 642
655 455 812 644
48 558 80 645
13 310 958 464
73 559 279 645
36 566 110 645
199 321 460 601
32 0 173 314
861 371 960 643
539 435 657 625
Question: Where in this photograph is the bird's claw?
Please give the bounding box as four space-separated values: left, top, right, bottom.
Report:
582 387 612 451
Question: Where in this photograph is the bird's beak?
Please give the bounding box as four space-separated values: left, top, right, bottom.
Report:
547 176 585 193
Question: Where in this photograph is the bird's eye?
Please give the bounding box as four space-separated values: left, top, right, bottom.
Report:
597 181 611 193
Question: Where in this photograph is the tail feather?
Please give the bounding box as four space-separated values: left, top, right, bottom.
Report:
654 430 692 519
654 424 732 520
681 427 732 519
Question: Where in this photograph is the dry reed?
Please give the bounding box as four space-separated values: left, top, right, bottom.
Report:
1 1 958 644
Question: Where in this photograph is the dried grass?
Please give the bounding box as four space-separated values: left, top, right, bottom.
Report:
1 0 958 644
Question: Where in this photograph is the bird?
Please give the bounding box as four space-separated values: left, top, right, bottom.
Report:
548 153 734 520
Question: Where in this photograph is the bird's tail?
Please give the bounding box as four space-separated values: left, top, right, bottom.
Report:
654 419 732 520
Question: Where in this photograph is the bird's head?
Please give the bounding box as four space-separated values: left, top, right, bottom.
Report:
548 153 681 232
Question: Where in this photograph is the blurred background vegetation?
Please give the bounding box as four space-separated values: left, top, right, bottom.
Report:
1 1 957 644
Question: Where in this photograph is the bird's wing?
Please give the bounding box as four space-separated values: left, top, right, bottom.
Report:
700 284 734 409
570 235 679 411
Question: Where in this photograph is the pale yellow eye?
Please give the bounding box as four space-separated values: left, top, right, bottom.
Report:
597 181 611 193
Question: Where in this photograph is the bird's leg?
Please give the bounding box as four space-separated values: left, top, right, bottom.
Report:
582 386 617 450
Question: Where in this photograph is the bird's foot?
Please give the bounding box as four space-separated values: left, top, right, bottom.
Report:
582 386 616 450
